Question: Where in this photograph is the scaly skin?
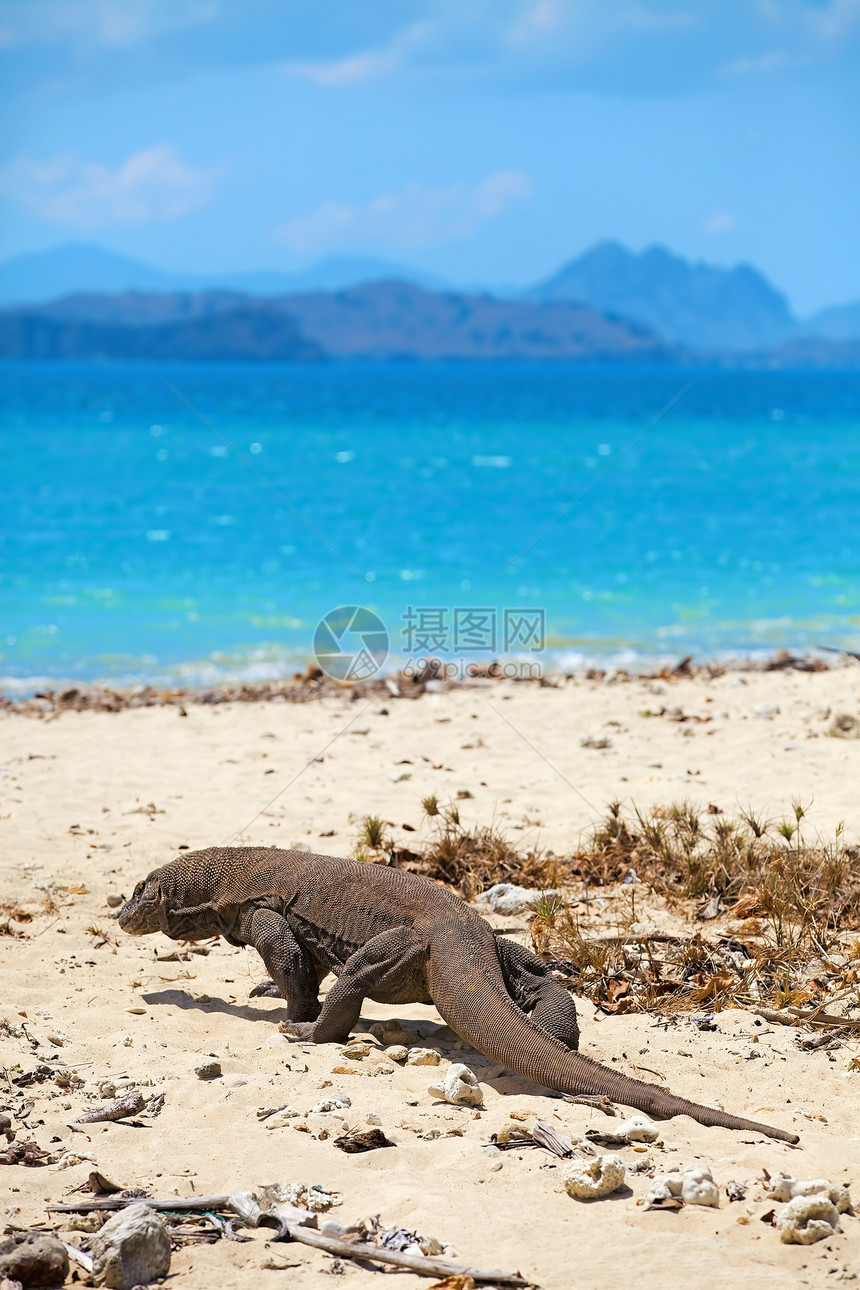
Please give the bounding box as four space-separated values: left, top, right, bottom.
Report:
119 847 799 1144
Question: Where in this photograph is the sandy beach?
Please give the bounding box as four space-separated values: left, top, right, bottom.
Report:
2 664 859 1288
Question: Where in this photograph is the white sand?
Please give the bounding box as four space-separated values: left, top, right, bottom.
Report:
2 666 859 1287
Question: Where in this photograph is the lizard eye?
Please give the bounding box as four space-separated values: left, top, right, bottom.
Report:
133 881 145 898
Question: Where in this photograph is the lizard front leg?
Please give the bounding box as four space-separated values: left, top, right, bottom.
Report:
243 908 321 1023
280 927 424 1043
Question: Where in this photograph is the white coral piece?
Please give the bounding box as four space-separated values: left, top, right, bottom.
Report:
648 1164 719 1208
681 1167 719 1208
475 883 562 915
615 1114 660 1143
563 1154 626 1199
427 1062 483 1107
777 1195 840 1245
767 1172 851 1213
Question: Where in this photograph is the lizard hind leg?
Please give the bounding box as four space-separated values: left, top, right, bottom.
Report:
496 935 580 1050
281 926 426 1044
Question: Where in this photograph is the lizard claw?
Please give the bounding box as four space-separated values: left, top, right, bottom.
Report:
278 1020 317 1041
250 979 281 999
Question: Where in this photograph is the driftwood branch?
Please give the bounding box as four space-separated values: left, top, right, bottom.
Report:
70 1092 144 1125
751 1006 860 1030
46 1196 530 1285
560 1093 618 1117
63 1243 94 1274
282 1223 530 1284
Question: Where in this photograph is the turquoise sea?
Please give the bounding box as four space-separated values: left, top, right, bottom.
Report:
1 361 858 692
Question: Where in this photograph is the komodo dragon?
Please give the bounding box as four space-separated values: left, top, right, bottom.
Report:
119 846 798 1143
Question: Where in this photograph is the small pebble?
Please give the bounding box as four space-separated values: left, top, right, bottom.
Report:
405 1048 441 1067
106 894 123 908
195 1061 222 1080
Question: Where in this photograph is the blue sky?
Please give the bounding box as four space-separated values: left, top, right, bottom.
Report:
0 0 857 314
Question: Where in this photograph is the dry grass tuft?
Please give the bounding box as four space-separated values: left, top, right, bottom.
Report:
530 801 860 1019
400 799 859 1023
394 800 560 900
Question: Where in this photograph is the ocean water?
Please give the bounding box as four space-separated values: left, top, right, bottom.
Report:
1 361 858 692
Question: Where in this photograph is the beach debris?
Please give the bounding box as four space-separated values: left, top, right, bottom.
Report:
725 1181 747 1202
681 1166 720 1207
530 1121 575 1158
562 1094 619 1117
406 1047 442 1066
195 1060 221 1080
647 1164 719 1209
585 1114 660 1147
563 1154 626 1200
752 1006 860 1031
52 1151 97 1171
474 883 562 915
0 1140 51 1168
766 1172 852 1212
0 1233 69 1288
47 1188 526 1284
90 1203 171 1288
263 1108 299 1130
428 1063 483 1107
494 1123 533 1145
298 1113 347 1141
828 712 860 739
384 1045 409 1063
340 1042 371 1060
333 1128 393 1154
311 1095 352 1114
369 1022 414 1047
776 1194 841 1245
105 894 123 908
71 1091 144 1125
580 734 612 749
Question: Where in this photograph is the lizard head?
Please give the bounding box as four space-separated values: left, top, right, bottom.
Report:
118 854 218 940
118 870 167 935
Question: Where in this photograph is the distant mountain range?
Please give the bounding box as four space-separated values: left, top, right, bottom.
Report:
0 283 677 363
526 242 793 351
0 240 858 365
0 243 448 307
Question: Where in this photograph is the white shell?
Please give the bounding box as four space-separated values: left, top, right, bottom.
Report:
563 1154 626 1199
427 1062 484 1107
777 1195 840 1245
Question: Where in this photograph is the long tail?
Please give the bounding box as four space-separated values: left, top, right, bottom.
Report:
427 938 799 1145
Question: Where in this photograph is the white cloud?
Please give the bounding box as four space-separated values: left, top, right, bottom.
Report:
273 171 533 255
281 22 430 87
704 210 738 234
0 0 218 50
0 144 220 227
